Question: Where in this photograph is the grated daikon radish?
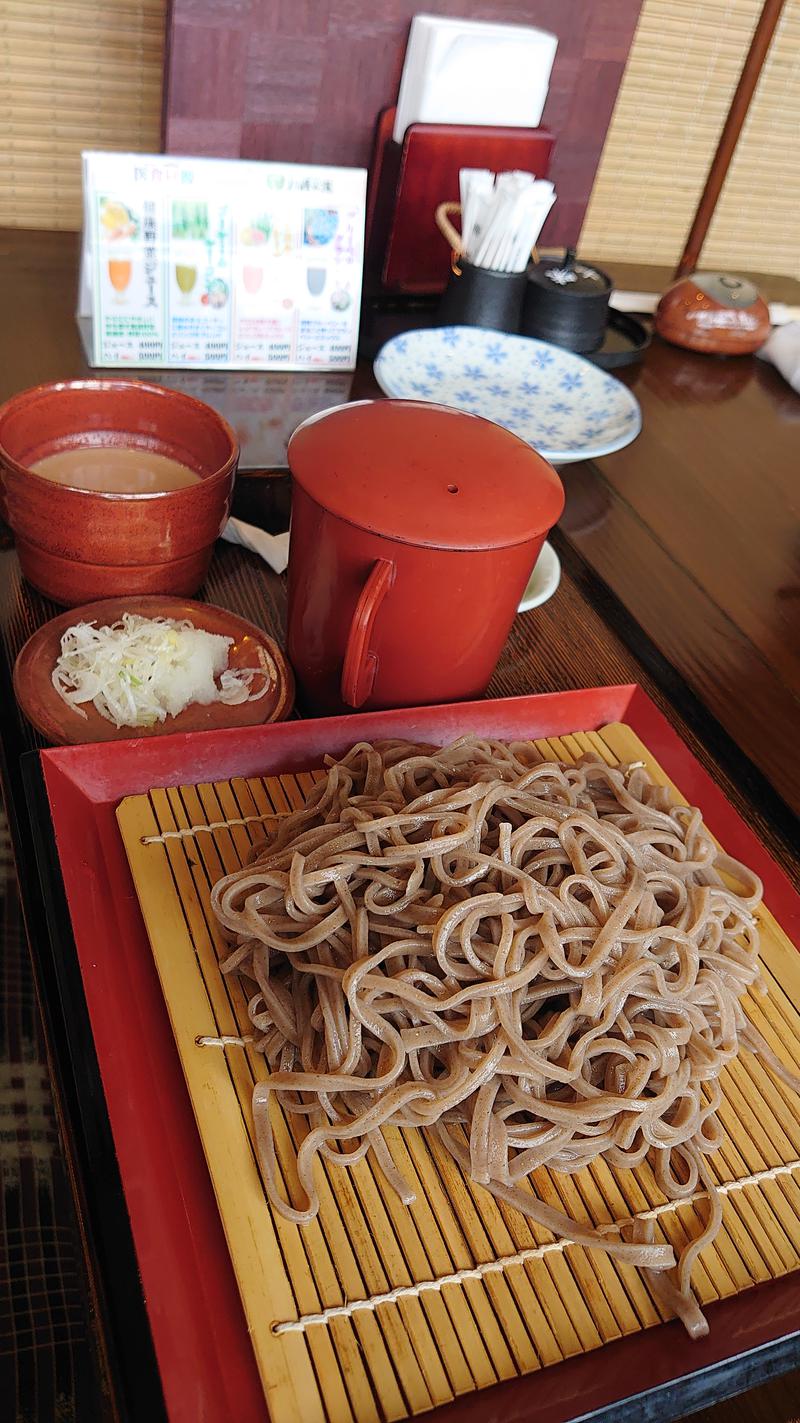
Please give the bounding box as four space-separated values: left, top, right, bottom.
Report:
52 613 273 729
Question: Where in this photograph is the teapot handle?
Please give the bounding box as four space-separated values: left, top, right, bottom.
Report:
341 558 394 708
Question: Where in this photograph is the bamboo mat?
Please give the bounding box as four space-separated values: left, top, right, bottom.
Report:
117 722 800 1423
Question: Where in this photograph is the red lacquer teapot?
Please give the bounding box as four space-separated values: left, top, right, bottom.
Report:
286 399 564 715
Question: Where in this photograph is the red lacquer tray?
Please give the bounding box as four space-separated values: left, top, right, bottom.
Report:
34 685 800 1423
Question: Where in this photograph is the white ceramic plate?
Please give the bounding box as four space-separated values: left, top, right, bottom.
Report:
374 326 642 464
518 540 561 612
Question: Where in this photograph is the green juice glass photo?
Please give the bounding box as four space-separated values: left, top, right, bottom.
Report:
176 264 198 302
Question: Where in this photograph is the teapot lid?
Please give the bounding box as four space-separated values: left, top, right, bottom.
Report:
528 251 612 297
288 399 564 551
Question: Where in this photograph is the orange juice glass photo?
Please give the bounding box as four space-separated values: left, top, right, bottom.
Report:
108 258 132 301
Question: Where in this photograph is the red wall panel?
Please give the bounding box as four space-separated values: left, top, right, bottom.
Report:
163 0 642 248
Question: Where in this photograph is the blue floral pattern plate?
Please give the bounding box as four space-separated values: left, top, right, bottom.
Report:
374 327 642 464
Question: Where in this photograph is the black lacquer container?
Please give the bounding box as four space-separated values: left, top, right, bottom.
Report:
522 249 612 353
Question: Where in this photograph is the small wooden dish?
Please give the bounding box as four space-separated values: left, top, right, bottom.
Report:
13 595 294 745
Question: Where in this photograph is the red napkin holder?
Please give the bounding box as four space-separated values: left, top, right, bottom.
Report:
365 106 554 296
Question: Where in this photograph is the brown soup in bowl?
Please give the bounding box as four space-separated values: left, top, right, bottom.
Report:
0 379 239 606
30 446 202 494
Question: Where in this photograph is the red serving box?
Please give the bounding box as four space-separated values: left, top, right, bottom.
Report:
35 686 800 1423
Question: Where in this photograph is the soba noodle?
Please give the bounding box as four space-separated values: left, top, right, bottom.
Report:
210 737 792 1337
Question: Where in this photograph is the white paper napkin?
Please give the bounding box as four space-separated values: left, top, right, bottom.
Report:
221 517 290 574
393 17 557 143
757 320 800 393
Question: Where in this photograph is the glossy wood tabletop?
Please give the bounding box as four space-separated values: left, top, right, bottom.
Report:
559 333 800 818
0 228 798 1423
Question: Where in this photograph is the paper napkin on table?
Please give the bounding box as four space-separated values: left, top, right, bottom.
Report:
757 321 800 393
393 16 557 144
221 517 290 574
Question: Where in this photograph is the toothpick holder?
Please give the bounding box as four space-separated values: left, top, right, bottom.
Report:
437 259 527 334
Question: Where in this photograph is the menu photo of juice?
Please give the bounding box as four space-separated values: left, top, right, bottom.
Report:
94 193 166 363
240 214 272 298
170 201 208 311
232 208 298 366
301 208 338 306
238 213 275 304
102 197 138 302
295 207 360 366
168 200 233 365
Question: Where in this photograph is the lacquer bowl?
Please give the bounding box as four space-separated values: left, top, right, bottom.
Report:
0 379 238 606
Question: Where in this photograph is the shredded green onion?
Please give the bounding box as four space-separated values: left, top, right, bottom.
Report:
52 613 272 729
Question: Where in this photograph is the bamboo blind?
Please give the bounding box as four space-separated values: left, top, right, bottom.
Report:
118 724 800 1423
581 0 800 276
0 0 166 231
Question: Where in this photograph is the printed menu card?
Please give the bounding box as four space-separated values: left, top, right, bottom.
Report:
78 152 367 371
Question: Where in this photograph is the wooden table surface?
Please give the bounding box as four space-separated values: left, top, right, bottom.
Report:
557 333 800 818
0 227 798 1423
